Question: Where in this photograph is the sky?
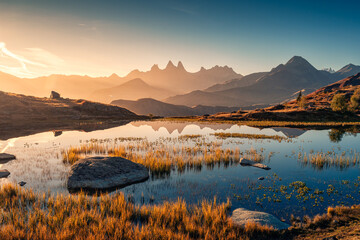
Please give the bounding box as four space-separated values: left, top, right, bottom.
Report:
0 0 359 78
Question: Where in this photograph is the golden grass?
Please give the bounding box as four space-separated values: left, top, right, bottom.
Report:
1 183 359 239
213 132 287 142
295 205 360 230
0 184 278 240
163 118 360 127
61 139 264 176
299 151 360 170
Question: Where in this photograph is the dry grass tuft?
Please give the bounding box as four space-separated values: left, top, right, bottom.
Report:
0 184 280 240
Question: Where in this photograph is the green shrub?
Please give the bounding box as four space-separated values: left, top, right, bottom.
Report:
298 96 307 109
349 89 360 112
331 94 347 112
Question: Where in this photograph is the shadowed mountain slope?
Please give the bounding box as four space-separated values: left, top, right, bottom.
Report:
204 72 268 92
111 98 239 117
332 64 360 80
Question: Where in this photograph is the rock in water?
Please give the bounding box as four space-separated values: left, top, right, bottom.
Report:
0 153 16 163
231 208 290 230
0 169 10 178
18 181 26 186
239 158 271 170
67 156 149 192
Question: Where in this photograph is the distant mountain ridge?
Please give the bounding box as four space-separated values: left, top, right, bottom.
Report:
111 98 239 117
124 60 243 92
0 58 359 108
165 56 359 107
0 61 243 102
333 64 360 80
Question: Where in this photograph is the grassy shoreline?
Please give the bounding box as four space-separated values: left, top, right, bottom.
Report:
0 184 359 239
213 132 287 141
162 117 360 128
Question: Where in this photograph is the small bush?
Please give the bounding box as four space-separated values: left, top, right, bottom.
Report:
349 89 360 111
331 94 347 112
298 96 307 109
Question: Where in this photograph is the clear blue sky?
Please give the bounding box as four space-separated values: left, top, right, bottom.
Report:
0 0 359 77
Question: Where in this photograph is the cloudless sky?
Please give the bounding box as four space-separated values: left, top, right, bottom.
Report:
0 0 359 77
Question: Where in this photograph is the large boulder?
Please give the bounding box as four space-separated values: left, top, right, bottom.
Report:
239 158 271 170
231 208 290 230
67 156 149 192
0 169 10 178
50 91 61 99
0 153 16 163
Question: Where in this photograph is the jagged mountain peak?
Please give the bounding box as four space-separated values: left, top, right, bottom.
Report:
165 60 176 69
177 61 185 70
151 64 160 71
266 56 317 74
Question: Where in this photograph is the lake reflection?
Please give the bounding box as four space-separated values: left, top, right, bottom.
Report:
0 120 359 221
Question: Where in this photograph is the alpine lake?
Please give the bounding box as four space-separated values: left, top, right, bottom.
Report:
1 120 359 223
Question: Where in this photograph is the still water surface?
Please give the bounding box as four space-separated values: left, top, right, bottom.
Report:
0 120 359 221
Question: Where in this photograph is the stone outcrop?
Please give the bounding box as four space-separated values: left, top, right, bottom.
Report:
67 156 149 192
50 91 61 99
0 153 16 163
231 208 290 230
0 169 10 178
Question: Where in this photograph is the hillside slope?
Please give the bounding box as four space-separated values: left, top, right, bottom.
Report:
204 72 268 92
285 72 360 110
198 73 360 122
0 91 144 125
111 98 239 117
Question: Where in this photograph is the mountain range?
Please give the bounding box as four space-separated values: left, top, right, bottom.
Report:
0 57 359 114
0 61 241 103
124 61 243 93
165 57 360 107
